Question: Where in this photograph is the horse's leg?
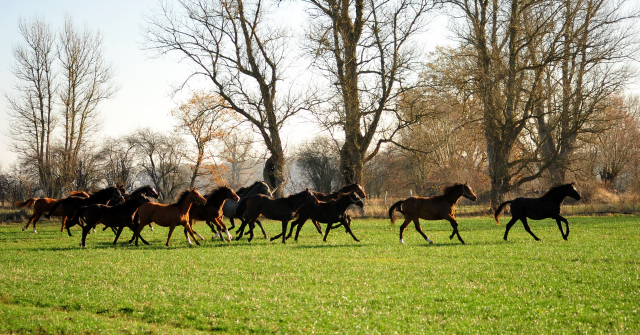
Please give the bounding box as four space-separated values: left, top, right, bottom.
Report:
343 217 359 242
189 219 206 241
217 217 232 242
166 225 177 247
413 218 433 244
256 220 268 239
248 220 256 243
186 223 201 246
60 216 67 233
323 221 334 242
503 216 519 241
23 213 37 232
80 224 92 248
113 226 125 246
520 217 540 241
313 220 323 234
286 218 302 240
561 216 569 240
399 218 412 244
554 218 566 239
446 217 465 244
235 219 248 240
228 218 236 230
149 223 154 232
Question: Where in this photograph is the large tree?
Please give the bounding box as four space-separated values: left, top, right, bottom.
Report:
57 16 117 188
144 0 308 197
6 17 57 196
301 0 434 185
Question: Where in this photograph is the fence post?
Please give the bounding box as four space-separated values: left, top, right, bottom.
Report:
384 191 387 206
409 189 413 197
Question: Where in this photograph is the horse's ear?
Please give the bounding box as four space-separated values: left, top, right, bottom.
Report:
464 181 468 185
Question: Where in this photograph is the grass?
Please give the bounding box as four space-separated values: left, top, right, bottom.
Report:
0 215 638 334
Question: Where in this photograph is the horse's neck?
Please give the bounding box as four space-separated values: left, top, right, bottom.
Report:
444 189 463 205
207 194 226 208
179 197 195 213
335 197 352 211
284 195 306 210
545 192 567 203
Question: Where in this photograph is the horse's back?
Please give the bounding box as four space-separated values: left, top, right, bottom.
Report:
510 197 560 220
402 196 452 220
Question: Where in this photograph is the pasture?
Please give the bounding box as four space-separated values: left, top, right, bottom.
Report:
0 215 638 334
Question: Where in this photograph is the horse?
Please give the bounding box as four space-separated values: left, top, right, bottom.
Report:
281 193 363 242
389 183 478 244
102 185 159 233
44 185 127 236
212 181 272 239
235 189 319 243
187 186 239 243
495 183 581 241
308 183 367 234
131 188 207 247
15 191 89 233
75 194 152 247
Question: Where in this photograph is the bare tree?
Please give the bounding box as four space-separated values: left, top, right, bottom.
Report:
144 0 309 197
301 0 435 185
57 16 117 188
6 17 58 196
97 138 139 190
220 133 261 190
130 129 190 202
295 136 341 192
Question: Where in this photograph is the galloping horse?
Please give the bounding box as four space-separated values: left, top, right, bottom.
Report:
283 193 364 242
44 185 127 236
187 186 239 243
216 181 272 239
75 194 152 247
495 183 581 241
389 183 477 244
131 188 207 247
235 189 319 243
310 183 367 234
15 191 89 233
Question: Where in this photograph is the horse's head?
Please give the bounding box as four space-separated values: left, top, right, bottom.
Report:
355 184 367 198
190 188 208 205
117 183 129 198
462 182 477 201
568 183 581 201
146 186 159 199
224 186 240 202
111 189 125 205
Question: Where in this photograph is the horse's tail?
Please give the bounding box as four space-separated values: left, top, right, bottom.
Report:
388 200 405 225
44 200 63 218
235 197 248 217
15 198 37 208
494 201 512 226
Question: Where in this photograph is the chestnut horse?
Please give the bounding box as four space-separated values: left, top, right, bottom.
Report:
131 188 207 247
495 183 581 241
235 189 319 243
389 183 477 244
16 191 89 233
187 186 239 243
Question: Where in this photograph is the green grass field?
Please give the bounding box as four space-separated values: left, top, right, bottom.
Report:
0 215 638 334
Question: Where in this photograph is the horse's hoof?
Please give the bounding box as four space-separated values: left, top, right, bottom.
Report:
150 227 154 232
400 239 405 244
33 230 38 234
428 240 433 244
21 227 26 231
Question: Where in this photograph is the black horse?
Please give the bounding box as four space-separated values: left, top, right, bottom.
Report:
45 185 127 236
211 181 272 239
281 193 363 242
103 185 159 233
235 189 319 243
495 183 581 241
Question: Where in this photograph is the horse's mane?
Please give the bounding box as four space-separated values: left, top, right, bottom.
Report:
133 185 152 193
89 186 117 197
173 190 191 206
442 183 464 196
206 186 230 199
284 189 312 200
337 184 358 193
542 184 572 197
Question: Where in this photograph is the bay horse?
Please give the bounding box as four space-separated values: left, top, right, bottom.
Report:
44 185 127 236
495 183 581 241
16 191 89 233
75 194 152 247
131 188 207 247
187 186 239 243
214 181 272 239
282 193 364 242
235 189 319 243
389 183 477 244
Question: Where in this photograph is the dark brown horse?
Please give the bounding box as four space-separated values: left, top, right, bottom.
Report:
75 194 152 247
495 183 581 241
187 186 239 243
235 189 319 243
15 191 89 233
44 185 127 236
309 183 367 234
283 193 364 242
132 188 207 247
389 183 477 244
